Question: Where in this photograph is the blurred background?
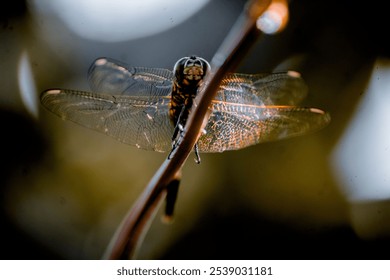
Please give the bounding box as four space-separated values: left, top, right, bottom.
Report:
1 0 390 259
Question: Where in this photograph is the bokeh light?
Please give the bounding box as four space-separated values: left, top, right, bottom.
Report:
28 0 210 42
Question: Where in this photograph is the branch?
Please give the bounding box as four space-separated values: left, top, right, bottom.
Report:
103 0 288 260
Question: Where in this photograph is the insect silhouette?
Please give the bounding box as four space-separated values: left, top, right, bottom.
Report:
41 56 330 162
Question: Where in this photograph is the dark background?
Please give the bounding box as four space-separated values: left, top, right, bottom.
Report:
1 0 390 259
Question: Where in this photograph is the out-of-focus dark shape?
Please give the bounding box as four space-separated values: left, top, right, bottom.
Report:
0 109 58 259
0 0 26 23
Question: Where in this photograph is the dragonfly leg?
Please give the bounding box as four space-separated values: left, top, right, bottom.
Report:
171 106 186 145
194 143 201 164
168 123 185 160
168 106 186 160
167 143 177 160
192 128 205 164
171 123 180 147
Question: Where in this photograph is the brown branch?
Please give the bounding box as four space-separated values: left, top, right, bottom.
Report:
103 0 284 260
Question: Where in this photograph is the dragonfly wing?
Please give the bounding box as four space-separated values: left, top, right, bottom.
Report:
197 101 330 153
41 89 173 152
216 72 308 106
88 57 174 97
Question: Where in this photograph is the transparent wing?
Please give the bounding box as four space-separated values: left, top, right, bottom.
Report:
215 71 308 106
196 71 328 152
41 60 328 154
41 89 174 152
87 57 174 97
197 101 330 153
40 58 176 151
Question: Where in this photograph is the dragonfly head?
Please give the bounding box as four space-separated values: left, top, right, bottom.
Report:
173 56 210 87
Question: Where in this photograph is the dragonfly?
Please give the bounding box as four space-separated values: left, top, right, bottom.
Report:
41 56 330 163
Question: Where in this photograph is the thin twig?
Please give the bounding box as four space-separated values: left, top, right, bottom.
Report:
104 0 279 260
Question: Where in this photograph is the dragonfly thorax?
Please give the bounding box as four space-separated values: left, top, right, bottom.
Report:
169 56 210 127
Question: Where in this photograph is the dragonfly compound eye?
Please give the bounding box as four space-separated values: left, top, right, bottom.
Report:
173 56 210 83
